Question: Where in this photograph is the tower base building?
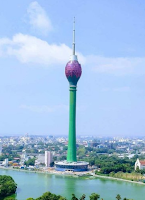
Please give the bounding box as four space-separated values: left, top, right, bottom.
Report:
55 161 88 172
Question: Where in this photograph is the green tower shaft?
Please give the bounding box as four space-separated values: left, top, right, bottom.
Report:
67 86 77 162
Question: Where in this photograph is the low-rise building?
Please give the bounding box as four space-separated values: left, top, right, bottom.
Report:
3 158 8 167
36 154 45 165
0 142 2 155
135 158 145 170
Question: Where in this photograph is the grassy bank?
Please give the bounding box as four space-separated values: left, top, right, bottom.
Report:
96 171 145 183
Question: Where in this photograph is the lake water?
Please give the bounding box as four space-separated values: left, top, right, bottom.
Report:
0 169 145 200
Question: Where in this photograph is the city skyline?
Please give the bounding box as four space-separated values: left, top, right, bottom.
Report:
0 0 145 136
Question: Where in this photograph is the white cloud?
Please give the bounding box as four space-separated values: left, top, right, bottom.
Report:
86 55 145 75
0 33 145 75
20 104 68 113
0 2 144 75
27 1 52 35
0 33 85 66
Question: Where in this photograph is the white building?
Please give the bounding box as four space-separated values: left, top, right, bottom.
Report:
135 158 145 170
20 150 28 165
3 158 8 167
35 154 45 165
45 151 53 167
0 143 2 155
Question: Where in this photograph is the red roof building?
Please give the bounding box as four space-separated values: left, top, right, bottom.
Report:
135 159 145 170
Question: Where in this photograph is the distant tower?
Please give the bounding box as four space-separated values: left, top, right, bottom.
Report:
65 18 82 162
45 151 53 167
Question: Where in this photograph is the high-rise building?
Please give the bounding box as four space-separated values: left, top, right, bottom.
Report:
45 151 53 167
0 142 2 155
55 19 89 172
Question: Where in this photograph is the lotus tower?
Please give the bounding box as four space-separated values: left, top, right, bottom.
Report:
55 19 89 172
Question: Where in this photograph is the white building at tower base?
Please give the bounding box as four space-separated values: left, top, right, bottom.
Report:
55 161 89 172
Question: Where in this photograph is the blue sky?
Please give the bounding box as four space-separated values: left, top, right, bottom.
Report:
0 0 145 136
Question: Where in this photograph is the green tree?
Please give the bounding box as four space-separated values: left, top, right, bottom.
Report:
79 194 85 200
135 166 140 173
35 192 66 200
26 198 34 200
116 194 121 200
59 197 67 200
77 147 86 158
0 175 17 199
24 158 35 166
71 194 78 200
89 193 100 200
50 162 54 167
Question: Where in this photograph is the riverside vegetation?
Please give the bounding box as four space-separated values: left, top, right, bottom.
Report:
0 175 17 200
88 154 145 182
26 192 133 200
79 149 145 182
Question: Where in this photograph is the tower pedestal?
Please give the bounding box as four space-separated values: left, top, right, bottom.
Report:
55 161 89 172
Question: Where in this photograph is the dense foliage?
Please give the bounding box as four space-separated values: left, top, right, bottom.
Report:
95 155 134 174
26 192 133 200
0 153 20 162
26 192 66 200
84 154 136 173
0 175 17 200
24 158 36 166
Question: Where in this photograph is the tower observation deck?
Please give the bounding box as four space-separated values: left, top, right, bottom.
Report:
55 18 89 172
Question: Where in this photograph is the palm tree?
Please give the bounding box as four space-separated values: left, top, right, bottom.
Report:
80 194 86 200
116 194 121 200
89 193 100 200
71 194 78 200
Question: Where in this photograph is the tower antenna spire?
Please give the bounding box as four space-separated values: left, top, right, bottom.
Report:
73 17 75 55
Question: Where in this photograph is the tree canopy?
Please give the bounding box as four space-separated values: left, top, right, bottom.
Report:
0 175 17 200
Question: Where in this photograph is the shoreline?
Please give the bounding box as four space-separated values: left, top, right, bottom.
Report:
0 166 145 185
94 174 145 185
